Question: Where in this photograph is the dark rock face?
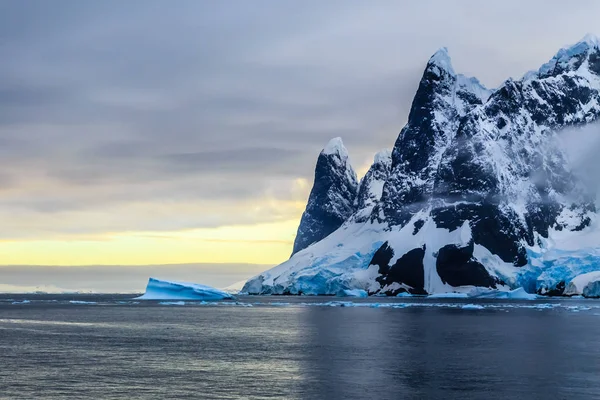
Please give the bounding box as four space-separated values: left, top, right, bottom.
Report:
291 138 358 255
371 242 426 295
431 204 528 266
353 150 392 222
379 48 491 227
436 242 500 288
539 280 566 296
377 37 600 274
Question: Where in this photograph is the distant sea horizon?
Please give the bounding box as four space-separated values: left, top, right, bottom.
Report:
0 263 268 293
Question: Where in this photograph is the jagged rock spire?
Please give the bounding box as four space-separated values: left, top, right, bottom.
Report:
291 138 358 256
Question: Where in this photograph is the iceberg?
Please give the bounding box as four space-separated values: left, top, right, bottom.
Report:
467 287 538 300
565 271 600 298
428 292 469 299
136 278 235 300
336 289 368 298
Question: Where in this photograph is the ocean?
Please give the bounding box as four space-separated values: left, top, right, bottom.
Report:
1 294 599 399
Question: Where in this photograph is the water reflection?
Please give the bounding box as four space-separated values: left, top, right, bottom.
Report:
298 307 600 399
1 296 599 399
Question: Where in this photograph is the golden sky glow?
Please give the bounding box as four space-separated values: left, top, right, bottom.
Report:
0 161 377 267
0 219 300 266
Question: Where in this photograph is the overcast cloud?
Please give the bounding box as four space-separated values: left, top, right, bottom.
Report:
2 0 600 238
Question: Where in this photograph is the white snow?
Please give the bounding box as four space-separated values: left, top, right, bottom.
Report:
318 136 357 191
456 74 493 103
243 220 387 295
322 137 349 159
428 47 456 76
137 278 234 300
539 33 600 76
581 33 600 49
374 149 392 165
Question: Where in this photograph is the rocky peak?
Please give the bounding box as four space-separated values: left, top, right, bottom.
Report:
427 47 456 77
380 47 490 226
538 34 600 78
291 138 358 256
354 149 392 222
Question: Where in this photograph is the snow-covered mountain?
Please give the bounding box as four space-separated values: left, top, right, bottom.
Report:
291 137 358 255
244 35 600 297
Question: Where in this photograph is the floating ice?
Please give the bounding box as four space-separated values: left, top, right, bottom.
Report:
428 292 469 299
467 287 538 300
136 278 235 301
337 289 368 298
461 304 485 310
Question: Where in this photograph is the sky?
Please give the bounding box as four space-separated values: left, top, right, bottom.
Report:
1 0 600 290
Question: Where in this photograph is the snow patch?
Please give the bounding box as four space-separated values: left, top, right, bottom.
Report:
374 149 392 166
428 47 455 76
322 137 349 159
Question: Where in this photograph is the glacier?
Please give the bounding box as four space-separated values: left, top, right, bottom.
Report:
243 34 600 298
137 278 235 300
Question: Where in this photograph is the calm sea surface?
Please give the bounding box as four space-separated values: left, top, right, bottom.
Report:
1 294 599 399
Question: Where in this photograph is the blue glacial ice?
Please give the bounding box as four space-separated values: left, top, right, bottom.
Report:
428 292 469 299
519 248 600 295
467 288 538 300
584 280 600 298
336 289 368 297
137 278 235 300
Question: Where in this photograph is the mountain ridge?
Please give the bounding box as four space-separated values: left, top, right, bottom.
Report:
244 35 600 297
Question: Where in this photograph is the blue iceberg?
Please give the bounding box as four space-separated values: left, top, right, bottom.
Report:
136 278 235 300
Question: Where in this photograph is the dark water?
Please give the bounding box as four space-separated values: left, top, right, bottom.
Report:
1 295 600 399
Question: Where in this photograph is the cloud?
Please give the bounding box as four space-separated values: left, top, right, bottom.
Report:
557 122 600 200
1 0 600 240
